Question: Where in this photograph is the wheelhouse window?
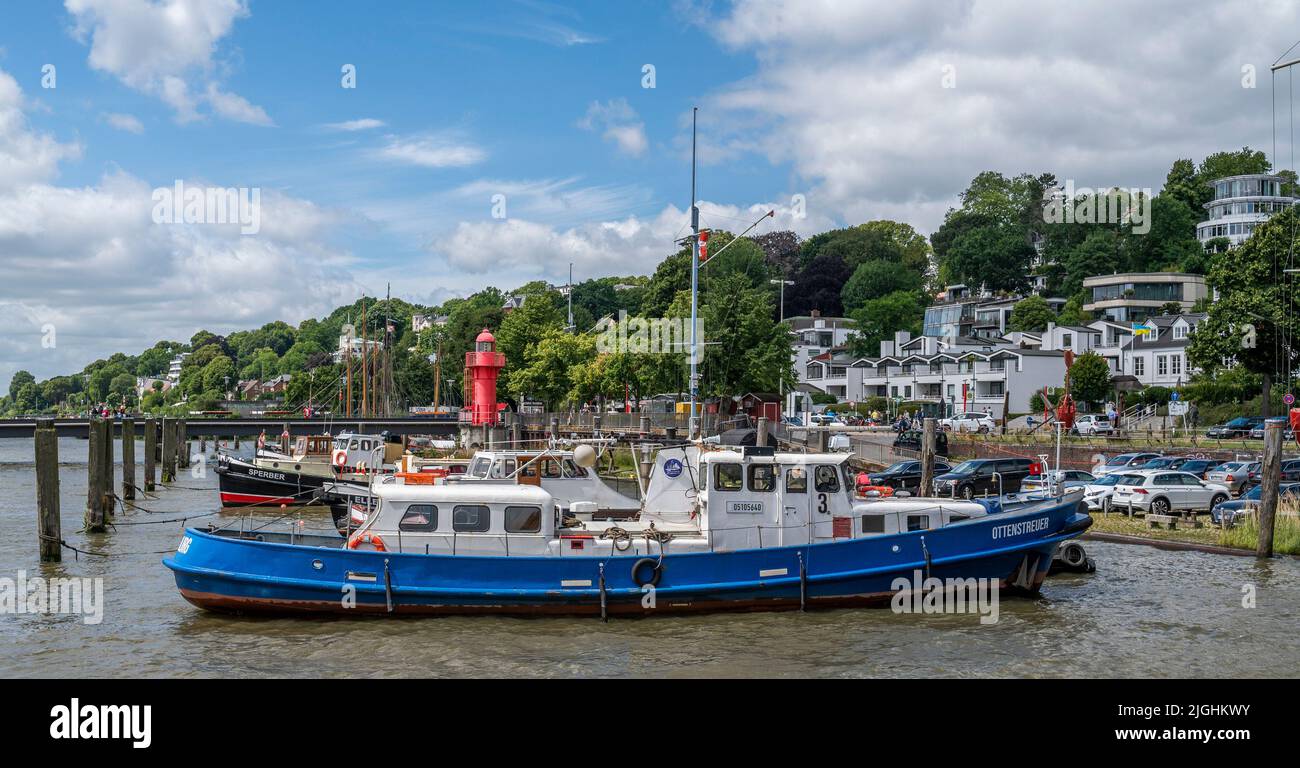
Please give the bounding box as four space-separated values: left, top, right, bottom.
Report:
785 467 808 493
467 457 491 478
713 463 743 491
452 505 491 532
541 459 561 479
906 514 930 531
504 506 542 533
399 504 438 532
748 464 776 492
561 459 588 478
861 514 885 534
814 465 840 492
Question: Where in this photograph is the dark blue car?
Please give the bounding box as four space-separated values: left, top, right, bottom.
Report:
1211 482 1300 525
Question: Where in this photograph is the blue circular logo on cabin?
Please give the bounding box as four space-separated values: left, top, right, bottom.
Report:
664 459 683 478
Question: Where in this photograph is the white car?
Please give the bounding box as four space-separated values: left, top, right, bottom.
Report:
1072 414 1114 436
1109 470 1231 515
1081 472 1138 511
940 411 996 433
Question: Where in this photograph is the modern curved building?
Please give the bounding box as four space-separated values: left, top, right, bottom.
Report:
1196 173 1295 248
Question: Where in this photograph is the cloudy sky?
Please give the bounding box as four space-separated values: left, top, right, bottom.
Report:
3 0 1300 385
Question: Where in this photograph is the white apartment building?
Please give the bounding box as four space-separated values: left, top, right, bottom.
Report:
803 332 1069 414
1196 173 1296 249
790 312 855 396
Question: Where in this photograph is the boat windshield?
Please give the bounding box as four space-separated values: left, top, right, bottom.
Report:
467 457 492 478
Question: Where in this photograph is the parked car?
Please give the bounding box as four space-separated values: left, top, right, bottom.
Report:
1204 461 1261 495
1247 418 1296 440
892 429 950 457
1211 482 1300 525
1206 417 1266 439
934 457 1034 499
1071 414 1114 436
1021 469 1096 493
1239 458 1300 491
940 411 997 433
1082 472 1143 511
809 413 844 426
1172 458 1220 478
1093 452 1163 477
866 459 954 493
1110 470 1231 516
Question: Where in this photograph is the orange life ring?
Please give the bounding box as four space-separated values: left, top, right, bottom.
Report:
857 484 895 498
347 531 387 551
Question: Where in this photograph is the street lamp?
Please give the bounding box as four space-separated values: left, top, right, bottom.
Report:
770 278 796 408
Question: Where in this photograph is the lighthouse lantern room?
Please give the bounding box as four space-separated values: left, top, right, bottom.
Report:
465 328 506 425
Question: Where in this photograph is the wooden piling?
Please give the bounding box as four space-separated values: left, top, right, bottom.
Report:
161 417 175 483
920 417 937 497
178 419 190 469
143 418 157 491
510 421 521 448
35 418 60 562
85 419 108 532
1257 421 1284 558
121 418 136 500
102 419 116 518
550 417 560 441
756 416 769 447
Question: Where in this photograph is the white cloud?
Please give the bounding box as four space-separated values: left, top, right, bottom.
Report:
689 0 1300 234
375 133 486 168
65 0 272 125
323 118 386 132
579 99 648 157
204 83 274 126
0 71 82 191
432 198 832 284
0 66 361 386
102 111 144 133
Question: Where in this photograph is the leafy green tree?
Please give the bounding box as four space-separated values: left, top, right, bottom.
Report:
505 329 595 408
693 273 793 396
1189 204 1300 417
946 224 1035 293
1008 295 1056 332
496 291 565 376
1056 292 1090 326
845 290 924 358
1068 351 1112 405
841 259 923 313
8 370 35 401
201 355 236 396
1062 229 1121 296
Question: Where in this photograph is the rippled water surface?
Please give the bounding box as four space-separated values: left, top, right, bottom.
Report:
1 436 1297 678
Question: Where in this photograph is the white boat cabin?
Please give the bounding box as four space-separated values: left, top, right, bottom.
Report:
350 445 994 558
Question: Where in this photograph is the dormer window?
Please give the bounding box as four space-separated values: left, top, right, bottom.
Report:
1173 324 1187 340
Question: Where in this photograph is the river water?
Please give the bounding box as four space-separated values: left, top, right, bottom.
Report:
1 436 1296 678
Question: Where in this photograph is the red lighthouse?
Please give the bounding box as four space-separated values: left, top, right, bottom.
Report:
465 328 506 425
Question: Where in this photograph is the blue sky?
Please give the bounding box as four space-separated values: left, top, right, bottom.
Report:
4 0 1300 385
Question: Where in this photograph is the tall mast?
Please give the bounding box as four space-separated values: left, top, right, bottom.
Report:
688 106 700 439
361 301 369 418
345 314 353 418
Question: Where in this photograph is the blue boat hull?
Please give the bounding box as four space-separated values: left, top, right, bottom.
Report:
163 499 1091 617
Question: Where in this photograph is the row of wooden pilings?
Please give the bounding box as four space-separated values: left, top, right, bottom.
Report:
35 417 196 562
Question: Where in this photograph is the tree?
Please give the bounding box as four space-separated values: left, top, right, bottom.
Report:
505 330 596 409
201 355 236 396
945 224 1035 293
496 291 565 376
1056 292 1090 326
8 370 35 401
845 291 924 358
1008 295 1056 332
1062 229 1121 296
751 230 801 277
1188 204 1300 417
1158 301 1183 316
1068 352 1112 405
692 273 793 396
788 251 854 316
841 259 923 313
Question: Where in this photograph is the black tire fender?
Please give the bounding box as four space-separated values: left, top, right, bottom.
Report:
631 558 662 587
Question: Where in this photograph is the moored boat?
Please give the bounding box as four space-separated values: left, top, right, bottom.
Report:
166 445 1092 616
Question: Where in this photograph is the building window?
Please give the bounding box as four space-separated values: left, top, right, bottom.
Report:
714 463 743 491
1171 355 1182 376
1133 356 1145 377
947 384 955 397
1157 356 1168 376
504 506 542 533
452 505 491 532
1173 324 1187 340
399 504 438 532
1062 333 1072 348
